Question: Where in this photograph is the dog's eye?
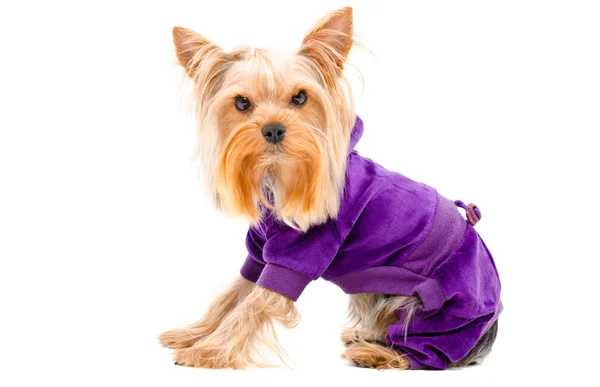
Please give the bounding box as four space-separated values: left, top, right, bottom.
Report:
234 96 252 112
290 90 308 107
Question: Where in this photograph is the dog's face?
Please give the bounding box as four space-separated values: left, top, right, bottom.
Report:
173 7 355 230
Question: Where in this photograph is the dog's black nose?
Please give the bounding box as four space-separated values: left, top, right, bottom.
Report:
262 123 286 144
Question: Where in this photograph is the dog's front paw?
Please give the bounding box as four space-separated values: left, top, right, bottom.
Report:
172 343 248 369
159 328 203 349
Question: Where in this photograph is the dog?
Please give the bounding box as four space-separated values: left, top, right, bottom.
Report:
159 7 502 370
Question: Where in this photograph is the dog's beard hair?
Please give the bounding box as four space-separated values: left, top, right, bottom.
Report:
216 121 270 223
271 137 328 230
216 118 336 231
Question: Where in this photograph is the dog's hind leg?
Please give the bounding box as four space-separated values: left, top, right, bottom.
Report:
341 294 416 370
158 276 255 349
449 319 499 367
343 341 410 370
340 294 388 346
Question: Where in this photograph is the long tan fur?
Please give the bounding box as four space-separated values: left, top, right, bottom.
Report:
158 276 255 349
343 341 410 370
163 8 386 370
172 286 299 369
172 7 355 231
341 293 422 370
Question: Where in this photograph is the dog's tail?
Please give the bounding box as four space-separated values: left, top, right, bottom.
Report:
454 200 482 226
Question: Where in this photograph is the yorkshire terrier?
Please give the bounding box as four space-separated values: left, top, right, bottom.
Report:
159 7 502 370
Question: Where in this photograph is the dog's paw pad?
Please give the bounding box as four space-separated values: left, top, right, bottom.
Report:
352 358 375 368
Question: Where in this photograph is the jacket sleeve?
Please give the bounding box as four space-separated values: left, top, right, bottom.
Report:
240 226 267 283
254 221 343 301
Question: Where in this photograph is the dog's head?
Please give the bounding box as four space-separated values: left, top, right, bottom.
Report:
173 7 355 230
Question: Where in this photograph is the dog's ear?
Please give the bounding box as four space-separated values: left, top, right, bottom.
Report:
298 7 354 76
172 26 227 78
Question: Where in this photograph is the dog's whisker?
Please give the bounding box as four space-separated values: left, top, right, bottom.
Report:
304 123 331 146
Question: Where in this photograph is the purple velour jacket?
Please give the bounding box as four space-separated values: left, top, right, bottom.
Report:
240 116 502 370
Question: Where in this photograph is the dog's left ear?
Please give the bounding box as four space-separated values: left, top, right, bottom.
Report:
298 7 354 77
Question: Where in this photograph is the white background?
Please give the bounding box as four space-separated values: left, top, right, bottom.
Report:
1 1 599 386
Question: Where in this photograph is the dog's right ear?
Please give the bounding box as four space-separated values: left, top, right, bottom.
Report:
172 26 227 78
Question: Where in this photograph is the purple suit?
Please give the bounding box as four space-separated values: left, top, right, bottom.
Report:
240 116 502 369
